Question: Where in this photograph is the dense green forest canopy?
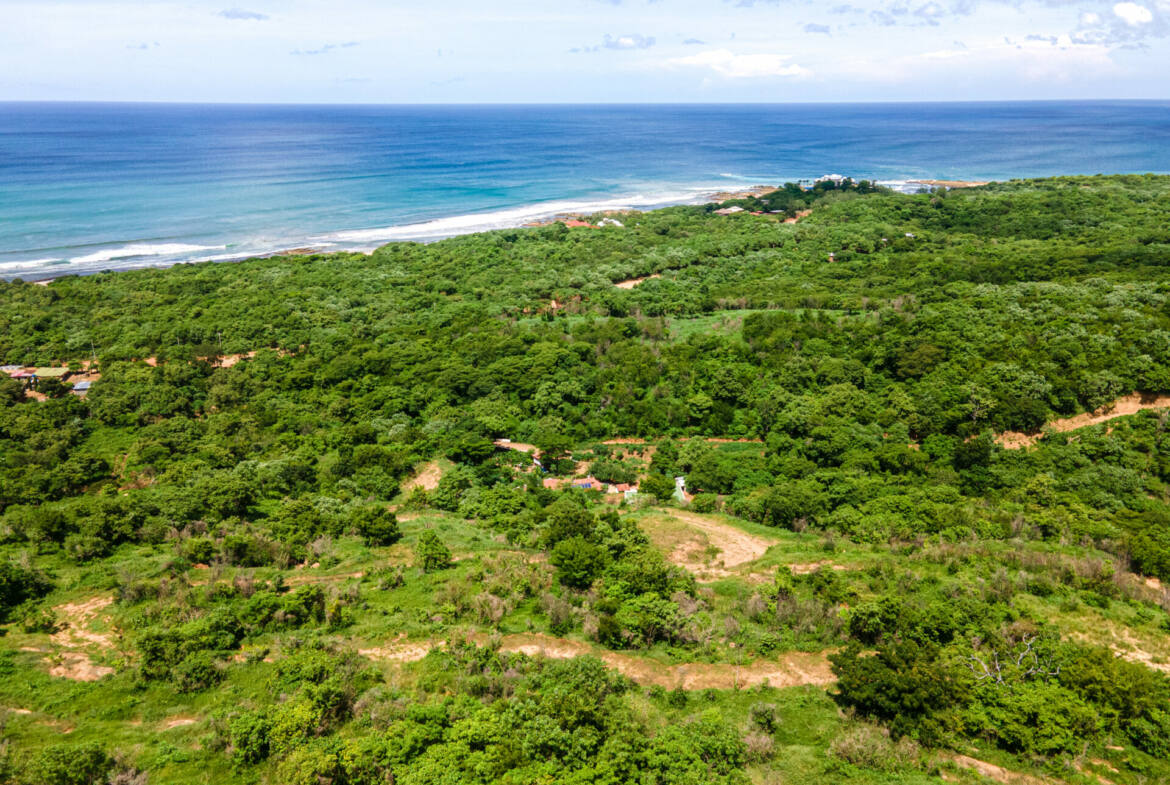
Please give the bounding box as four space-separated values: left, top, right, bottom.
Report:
2 174 1170 785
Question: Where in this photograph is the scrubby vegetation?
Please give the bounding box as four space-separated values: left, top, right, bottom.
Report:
2 175 1170 784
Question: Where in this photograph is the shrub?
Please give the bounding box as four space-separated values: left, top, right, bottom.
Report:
550 536 608 589
963 680 1102 755
830 641 969 745
541 592 575 635
21 607 58 633
268 699 324 758
182 537 216 564
743 731 775 762
846 598 903 644
23 743 113 785
415 531 451 572
353 506 401 546
270 498 329 546
542 496 596 545
279 585 327 627
229 711 271 765
431 467 473 512
174 651 223 693
749 702 779 733
0 560 53 621
828 722 920 772
590 458 638 485
220 534 275 567
402 487 431 511
690 493 719 513
640 473 677 502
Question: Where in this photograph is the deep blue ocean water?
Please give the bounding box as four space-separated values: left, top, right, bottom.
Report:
2 101 1169 280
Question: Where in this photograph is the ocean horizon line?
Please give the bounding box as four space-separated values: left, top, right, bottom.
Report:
3 98 1169 108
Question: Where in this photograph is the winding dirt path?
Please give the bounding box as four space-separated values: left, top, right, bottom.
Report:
614 274 661 289
997 393 1170 449
783 209 813 224
360 632 834 690
944 754 1053 785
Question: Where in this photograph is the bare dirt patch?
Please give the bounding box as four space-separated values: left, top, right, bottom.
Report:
639 509 778 580
1064 616 1170 674
494 439 538 454
45 595 117 681
496 633 594 660
1071 631 1170 673
614 274 661 289
215 351 257 368
945 754 1052 785
404 461 443 492
284 570 365 587
663 510 776 567
631 651 835 690
358 636 438 663
998 393 1170 449
359 633 834 690
49 652 114 682
51 596 116 649
783 209 813 224
161 716 199 730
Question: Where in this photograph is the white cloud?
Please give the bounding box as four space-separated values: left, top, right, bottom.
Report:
1080 11 1102 26
1113 2 1154 25
664 49 811 78
604 33 656 50
218 8 268 22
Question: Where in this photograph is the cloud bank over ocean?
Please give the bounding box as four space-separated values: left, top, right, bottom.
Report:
2 0 1166 102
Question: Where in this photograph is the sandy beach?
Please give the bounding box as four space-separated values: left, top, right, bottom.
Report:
908 179 991 188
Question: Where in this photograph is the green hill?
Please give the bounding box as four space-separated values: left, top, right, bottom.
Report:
2 175 1170 784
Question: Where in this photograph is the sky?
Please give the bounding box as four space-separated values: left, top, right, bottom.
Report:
2 0 1168 103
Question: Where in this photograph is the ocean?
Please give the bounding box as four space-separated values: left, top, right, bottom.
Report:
2 101 1169 281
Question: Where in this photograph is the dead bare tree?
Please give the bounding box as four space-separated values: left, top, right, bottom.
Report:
965 635 1061 685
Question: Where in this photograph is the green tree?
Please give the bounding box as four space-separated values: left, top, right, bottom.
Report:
544 496 597 545
416 531 452 572
23 743 113 785
830 641 969 744
550 536 608 589
353 506 401 546
640 473 676 502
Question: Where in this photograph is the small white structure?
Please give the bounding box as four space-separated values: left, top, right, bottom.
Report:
598 217 624 228
905 232 916 239
673 476 688 502
714 206 745 216
817 173 847 185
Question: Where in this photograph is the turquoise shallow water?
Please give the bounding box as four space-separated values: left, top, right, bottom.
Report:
2 101 1169 280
